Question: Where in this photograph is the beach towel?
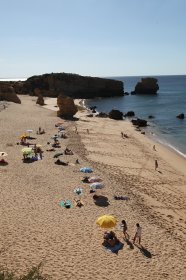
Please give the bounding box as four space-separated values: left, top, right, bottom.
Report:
104 242 124 253
74 187 83 195
80 167 93 173
88 177 102 183
59 200 73 208
90 182 104 189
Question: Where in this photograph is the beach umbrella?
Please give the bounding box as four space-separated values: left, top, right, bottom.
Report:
96 215 117 229
21 147 33 155
90 182 104 189
26 129 33 137
20 134 27 139
0 152 8 157
80 167 93 173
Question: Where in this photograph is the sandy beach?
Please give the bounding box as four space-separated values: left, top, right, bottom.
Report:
0 95 186 280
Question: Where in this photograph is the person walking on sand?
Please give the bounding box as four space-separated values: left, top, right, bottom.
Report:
121 220 130 240
155 159 158 170
153 145 156 151
133 223 142 245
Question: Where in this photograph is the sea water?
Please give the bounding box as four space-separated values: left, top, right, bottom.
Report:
85 75 186 158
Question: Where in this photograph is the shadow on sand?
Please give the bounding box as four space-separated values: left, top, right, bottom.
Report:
135 244 152 258
125 239 134 250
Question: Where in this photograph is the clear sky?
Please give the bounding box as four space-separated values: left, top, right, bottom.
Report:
1 0 186 78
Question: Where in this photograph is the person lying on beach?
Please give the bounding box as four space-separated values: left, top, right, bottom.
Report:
74 199 83 208
0 158 8 165
103 231 119 247
81 176 90 183
55 159 69 166
114 195 130 201
52 142 61 148
46 148 55 152
64 147 73 155
37 127 45 135
63 200 71 208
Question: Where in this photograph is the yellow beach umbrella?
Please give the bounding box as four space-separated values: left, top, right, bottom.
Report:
96 215 117 229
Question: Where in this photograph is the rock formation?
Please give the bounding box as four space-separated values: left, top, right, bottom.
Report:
19 73 124 98
57 94 78 118
124 111 135 117
133 78 159 94
0 84 21 104
176 113 184 119
36 95 45 106
131 118 147 127
96 112 108 118
109 109 123 120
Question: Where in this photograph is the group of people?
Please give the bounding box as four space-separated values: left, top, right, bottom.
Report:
103 222 142 248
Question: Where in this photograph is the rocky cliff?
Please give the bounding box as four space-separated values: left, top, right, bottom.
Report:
18 73 124 98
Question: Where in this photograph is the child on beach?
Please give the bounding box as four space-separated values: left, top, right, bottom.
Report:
155 159 158 170
121 220 130 240
133 223 142 245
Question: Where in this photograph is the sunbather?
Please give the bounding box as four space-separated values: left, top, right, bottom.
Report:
55 159 68 166
74 199 83 208
103 231 119 247
64 147 73 155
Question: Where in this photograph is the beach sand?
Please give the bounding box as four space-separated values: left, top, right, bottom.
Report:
0 95 185 279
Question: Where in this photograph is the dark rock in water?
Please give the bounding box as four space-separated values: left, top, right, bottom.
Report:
148 115 155 119
92 109 97 113
124 111 135 117
109 109 123 120
131 91 136 95
96 112 108 118
57 94 78 118
134 78 159 94
132 118 147 127
89 106 97 110
124 92 129 95
176 113 184 119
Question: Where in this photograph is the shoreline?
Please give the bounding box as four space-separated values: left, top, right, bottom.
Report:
43 97 186 175
83 98 186 162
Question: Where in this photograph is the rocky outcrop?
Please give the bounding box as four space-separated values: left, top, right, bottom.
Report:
109 109 123 120
0 84 21 104
36 95 45 106
57 94 78 118
20 73 124 98
133 78 159 94
124 111 135 117
132 118 147 127
176 113 184 119
96 112 108 118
